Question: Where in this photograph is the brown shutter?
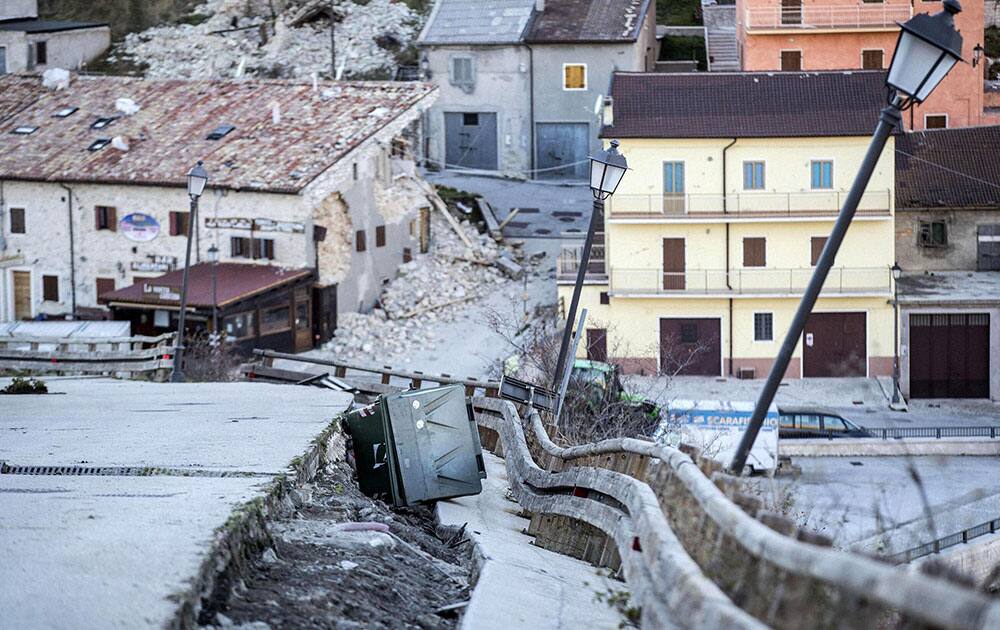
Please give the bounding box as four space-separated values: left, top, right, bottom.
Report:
780 50 802 71
811 237 827 266
376 225 386 247
94 207 102 230
743 237 766 267
108 207 117 231
42 275 59 301
356 230 366 252
96 277 115 299
662 238 686 290
169 212 178 236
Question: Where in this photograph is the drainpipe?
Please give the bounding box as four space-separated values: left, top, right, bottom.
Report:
59 183 77 318
526 43 535 178
722 138 737 376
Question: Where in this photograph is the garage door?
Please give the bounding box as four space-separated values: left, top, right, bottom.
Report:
910 313 989 398
659 318 721 376
536 123 589 181
803 312 866 377
445 112 498 171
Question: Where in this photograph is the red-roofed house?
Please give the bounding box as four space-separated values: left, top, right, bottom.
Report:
0 74 438 350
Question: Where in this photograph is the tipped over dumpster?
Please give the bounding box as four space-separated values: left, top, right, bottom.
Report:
342 384 487 507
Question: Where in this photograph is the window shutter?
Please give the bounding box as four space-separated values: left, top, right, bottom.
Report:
376 225 386 248
743 237 766 267
169 212 178 236
42 275 59 301
94 207 102 230
108 207 117 231
811 237 827 266
252 238 262 259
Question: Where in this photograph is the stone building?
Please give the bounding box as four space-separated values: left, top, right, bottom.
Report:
0 73 437 350
417 0 657 179
0 0 111 74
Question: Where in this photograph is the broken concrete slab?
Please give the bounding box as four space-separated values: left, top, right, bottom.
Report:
495 255 524 280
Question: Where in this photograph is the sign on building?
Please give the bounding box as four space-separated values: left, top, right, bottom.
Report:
205 217 305 233
119 213 161 242
143 283 181 301
130 255 178 273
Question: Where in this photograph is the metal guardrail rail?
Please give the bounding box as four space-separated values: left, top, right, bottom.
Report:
802 426 1000 440
250 349 500 398
0 333 175 378
472 396 1000 629
891 518 1000 565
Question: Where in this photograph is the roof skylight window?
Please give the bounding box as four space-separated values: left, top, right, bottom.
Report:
91 117 117 130
53 107 78 118
88 138 111 151
12 126 38 135
207 124 235 140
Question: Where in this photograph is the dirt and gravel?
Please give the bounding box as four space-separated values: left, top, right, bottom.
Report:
202 457 473 630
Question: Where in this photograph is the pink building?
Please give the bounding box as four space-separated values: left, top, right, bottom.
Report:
736 0 998 130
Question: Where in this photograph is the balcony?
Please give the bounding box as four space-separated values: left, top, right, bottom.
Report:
557 243 608 284
610 267 891 296
608 189 891 220
744 3 911 31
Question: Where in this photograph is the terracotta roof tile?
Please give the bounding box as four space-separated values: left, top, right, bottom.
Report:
896 125 1000 209
602 71 888 139
0 75 435 193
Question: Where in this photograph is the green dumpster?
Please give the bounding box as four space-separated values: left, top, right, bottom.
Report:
343 384 486 507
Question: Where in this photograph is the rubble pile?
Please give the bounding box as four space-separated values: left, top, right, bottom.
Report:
326 212 526 363
109 0 423 80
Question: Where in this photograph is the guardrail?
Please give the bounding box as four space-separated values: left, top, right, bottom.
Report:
249 349 500 398
891 517 1000 565
556 244 607 282
609 266 890 296
808 426 1000 440
472 396 1000 629
744 4 911 30
0 333 175 379
608 190 891 218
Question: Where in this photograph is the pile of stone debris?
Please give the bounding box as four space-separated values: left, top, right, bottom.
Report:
325 210 531 363
109 0 423 80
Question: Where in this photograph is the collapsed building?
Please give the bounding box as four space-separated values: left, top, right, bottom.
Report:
0 73 437 353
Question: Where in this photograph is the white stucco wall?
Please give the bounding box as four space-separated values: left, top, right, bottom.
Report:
0 26 110 74
422 45 532 177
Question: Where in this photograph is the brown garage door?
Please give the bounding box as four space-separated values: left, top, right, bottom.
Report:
660 318 721 376
910 313 989 398
803 312 866 377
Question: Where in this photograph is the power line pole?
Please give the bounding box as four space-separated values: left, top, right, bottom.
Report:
330 0 336 79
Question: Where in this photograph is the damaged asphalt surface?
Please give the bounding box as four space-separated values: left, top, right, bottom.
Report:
203 458 472 630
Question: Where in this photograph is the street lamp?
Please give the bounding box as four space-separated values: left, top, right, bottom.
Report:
207 244 220 342
891 262 903 406
171 161 209 383
552 140 629 389
729 0 963 474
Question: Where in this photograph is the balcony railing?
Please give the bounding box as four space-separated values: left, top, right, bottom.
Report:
744 3 911 31
557 244 607 283
608 189 891 218
610 267 891 296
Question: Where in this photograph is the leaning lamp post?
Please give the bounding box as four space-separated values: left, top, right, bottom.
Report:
729 0 963 473
170 161 209 383
552 140 628 388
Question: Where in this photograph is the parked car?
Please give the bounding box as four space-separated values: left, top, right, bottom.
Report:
777 406 873 439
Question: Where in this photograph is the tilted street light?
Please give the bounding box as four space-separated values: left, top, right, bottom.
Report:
552 140 629 389
729 0 964 473
170 161 210 383
891 262 903 406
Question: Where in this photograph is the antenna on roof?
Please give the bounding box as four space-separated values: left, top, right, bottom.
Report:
271 101 281 125
235 56 247 79
312 72 319 92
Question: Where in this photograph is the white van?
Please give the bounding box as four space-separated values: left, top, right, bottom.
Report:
654 399 780 475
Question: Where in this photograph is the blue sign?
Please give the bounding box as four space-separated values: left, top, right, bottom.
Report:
119 213 161 242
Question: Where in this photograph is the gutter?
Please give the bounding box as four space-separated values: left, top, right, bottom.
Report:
527 43 535 178
721 138 737 376
59 183 77 318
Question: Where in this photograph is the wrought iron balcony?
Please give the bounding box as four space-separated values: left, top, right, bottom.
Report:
744 3 911 31
557 244 607 283
609 267 891 296
607 189 891 219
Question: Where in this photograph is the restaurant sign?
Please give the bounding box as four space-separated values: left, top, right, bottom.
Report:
119 213 161 242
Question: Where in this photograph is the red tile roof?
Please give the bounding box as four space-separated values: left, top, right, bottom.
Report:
0 75 435 194
896 125 1000 210
602 71 888 139
99 263 313 309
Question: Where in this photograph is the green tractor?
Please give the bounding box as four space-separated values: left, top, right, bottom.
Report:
569 359 660 421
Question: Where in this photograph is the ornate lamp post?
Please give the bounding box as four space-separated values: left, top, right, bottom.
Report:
552 140 628 388
170 161 209 383
730 0 964 473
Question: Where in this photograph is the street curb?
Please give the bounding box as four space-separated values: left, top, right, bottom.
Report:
167 418 346 629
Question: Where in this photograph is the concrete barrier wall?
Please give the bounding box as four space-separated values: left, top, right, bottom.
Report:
780 438 1000 457
471 397 1000 630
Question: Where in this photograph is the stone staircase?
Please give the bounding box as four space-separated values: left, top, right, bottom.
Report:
703 3 740 72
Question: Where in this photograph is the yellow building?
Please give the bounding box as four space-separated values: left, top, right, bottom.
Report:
558 71 898 379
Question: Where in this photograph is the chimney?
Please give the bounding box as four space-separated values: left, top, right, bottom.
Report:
536 0 545 11
603 96 614 127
